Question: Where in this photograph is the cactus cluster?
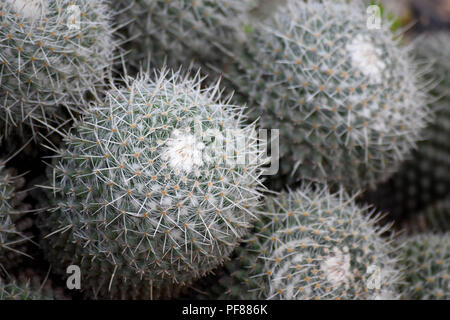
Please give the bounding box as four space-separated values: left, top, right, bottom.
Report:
39 69 266 298
223 0 430 189
0 0 447 301
112 0 256 71
0 0 116 136
221 184 402 300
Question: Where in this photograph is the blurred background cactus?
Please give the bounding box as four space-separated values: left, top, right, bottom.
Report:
112 0 256 73
222 0 430 190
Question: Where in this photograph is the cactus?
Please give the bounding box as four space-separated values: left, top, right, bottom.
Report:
0 278 51 300
398 233 449 300
112 0 256 72
0 0 116 137
38 68 266 299
220 183 402 300
363 31 450 222
223 0 430 189
0 161 29 269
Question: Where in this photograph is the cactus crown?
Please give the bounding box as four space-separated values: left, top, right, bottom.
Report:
40 68 266 298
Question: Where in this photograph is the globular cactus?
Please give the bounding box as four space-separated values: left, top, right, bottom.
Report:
38 68 266 299
0 161 29 268
112 0 256 71
0 0 116 137
221 183 402 300
224 0 430 189
363 32 450 222
398 233 449 300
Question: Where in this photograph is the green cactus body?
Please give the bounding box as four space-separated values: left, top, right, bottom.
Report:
0 0 116 135
0 279 51 300
363 32 450 221
0 162 28 267
399 233 449 300
112 0 256 71
222 184 401 300
38 69 265 299
225 0 430 189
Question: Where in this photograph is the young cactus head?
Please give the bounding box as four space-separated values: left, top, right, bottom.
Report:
39 68 266 299
0 0 116 136
112 0 256 71
223 183 402 300
226 0 430 189
399 233 449 300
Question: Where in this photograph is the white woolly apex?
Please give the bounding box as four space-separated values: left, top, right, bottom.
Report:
162 129 205 174
321 247 353 287
7 0 47 19
346 34 386 84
